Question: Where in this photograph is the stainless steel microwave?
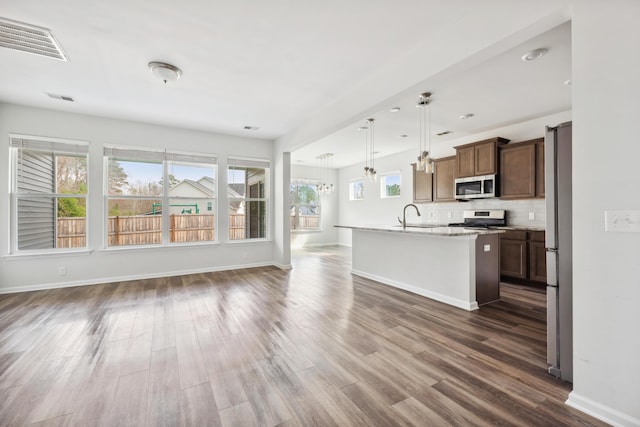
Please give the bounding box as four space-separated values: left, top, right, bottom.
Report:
454 174 496 200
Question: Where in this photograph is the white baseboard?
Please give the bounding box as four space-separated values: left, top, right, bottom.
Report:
295 241 341 248
0 261 279 294
274 263 292 270
566 392 640 427
351 269 478 312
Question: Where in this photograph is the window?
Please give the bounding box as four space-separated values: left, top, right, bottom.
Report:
228 158 269 240
10 136 89 253
349 179 364 200
290 181 320 231
380 172 401 198
105 147 217 247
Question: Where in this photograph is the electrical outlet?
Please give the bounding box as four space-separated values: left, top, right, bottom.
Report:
58 266 67 276
528 212 535 220
483 244 491 252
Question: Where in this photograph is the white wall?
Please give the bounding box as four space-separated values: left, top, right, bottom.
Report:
338 111 570 246
290 164 339 247
568 2 640 425
0 104 276 292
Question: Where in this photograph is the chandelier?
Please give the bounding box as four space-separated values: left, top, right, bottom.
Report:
316 153 334 195
362 118 377 182
416 92 433 173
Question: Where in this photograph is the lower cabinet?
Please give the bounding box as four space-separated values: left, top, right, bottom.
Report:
500 230 547 284
528 232 547 282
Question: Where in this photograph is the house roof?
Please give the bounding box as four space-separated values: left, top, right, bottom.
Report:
169 178 243 199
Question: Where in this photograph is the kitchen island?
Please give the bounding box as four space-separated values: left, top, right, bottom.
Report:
335 225 504 311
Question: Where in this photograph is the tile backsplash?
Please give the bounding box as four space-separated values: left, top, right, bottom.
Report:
417 198 546 228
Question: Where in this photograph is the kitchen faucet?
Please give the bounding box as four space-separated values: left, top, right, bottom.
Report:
399 203 421 229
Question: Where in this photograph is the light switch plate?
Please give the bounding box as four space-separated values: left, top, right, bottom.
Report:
483 244 490 252
529 212 535 220
605 210 640 232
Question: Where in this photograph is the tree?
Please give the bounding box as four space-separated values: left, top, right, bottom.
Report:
58 197 86 217
57 180 87 217
56 155 87 194
387 184 401 197
107 159 129 194
160 174 180 188
291 184 319 204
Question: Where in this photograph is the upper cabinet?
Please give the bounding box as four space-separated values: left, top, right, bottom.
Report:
433 156 456 202
412 163 433 203
500 138 544 199
454 137 509 178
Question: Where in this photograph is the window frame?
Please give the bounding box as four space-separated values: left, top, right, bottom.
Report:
227 157 270 242
9 134 90 255
380 171 402 199
290 180 321 232
349 178 364 201
104 145 218 249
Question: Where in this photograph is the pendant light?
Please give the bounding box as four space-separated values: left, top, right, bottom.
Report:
416 92 433 173
362 118 377 182
316 153 334 195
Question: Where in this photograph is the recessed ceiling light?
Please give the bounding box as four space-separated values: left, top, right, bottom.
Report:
564 79 572 86
389 107 401 113
296 160 304 163
148 61 182 83
459 113 474 120
399 134 408 139
436 130 453 136
357 126 369 131
243 125 260 130
521 48 548 61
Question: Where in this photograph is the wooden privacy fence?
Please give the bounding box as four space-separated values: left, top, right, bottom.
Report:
57 214 248 247
291 215 320 229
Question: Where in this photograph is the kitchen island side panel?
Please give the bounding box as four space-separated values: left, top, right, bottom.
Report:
351 229 478 311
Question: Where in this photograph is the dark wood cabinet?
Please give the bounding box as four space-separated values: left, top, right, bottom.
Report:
456 146 475 178
529 231 547 283
500 230 547 284
500 231 527 279
433 156 456 202
412 163 433 203
476 234 500 305
535 140 545 197
454 137 508 178
500 138 544 200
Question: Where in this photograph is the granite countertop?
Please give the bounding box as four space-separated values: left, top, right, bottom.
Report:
405 223 546 232
492 225 546 231
334 224 505 237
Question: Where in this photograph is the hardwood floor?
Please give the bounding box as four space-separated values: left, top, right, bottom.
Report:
0 246 607 426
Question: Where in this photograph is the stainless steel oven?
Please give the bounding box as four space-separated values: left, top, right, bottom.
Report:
454 174 496 200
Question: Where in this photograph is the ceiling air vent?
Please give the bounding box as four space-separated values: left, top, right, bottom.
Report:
46 93 74 102
436 130 453 136
0 17 67 61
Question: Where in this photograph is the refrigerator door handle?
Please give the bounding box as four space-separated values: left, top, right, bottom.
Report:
546 249 558 287
545 126 558 250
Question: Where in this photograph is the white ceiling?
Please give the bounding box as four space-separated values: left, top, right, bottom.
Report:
0 1 570 166
293 22 571 168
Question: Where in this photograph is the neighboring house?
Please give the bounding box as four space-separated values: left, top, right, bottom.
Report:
167 177 243 215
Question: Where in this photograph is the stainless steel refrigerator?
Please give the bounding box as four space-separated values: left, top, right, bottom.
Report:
545 121 573 382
